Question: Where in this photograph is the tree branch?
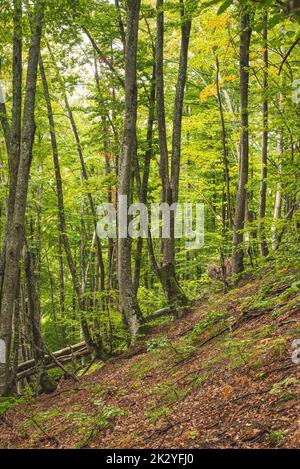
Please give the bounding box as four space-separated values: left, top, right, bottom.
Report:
278 36 300 75
82 27 125 88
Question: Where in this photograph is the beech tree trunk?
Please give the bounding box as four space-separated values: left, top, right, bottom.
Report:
0 0 22 303
0 1 44 397
24 240 56 393
271 93 284 250
259 13 269 257
155 0 190 306
133 63 156 294
216 56 232 228
117 0 142 340
232 7 252 275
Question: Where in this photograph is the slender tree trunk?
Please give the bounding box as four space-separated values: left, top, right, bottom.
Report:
0 0 22 303
271 132 283 250
232 7 252 275
133 64 156 294
24 241 56 393
57 233 67 342
12 274 21 392
0 2 44 396
156 0 172 262
216 56 232 228
118 0 142 340
170 0 192 205
102 124 116 291
216 57 231 292
115 0 126 52
155 0 190 305
259 13 269 257
0 102 10 155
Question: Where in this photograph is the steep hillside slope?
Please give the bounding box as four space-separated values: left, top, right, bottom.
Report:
1 265 299 449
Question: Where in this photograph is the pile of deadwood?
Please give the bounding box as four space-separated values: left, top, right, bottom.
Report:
17 342 90 381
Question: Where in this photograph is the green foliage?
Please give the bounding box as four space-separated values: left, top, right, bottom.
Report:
181 276 212 301
87 383 104 396
190 372 211 389
279 391 294 403
268 430 285 447
138 287 167 317
66 405 127 432
146 336 170 352
190 310 228 340
129 357 159 378
151 382 190 404
224 338 253 368
145 407 170 425
0 397 20 416
270 376 299 394
20 409 61 434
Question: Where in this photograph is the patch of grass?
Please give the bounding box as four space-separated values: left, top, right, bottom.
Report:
225 326 287 369
65 411 93 431
189 372 211 389
268 430 285 447
139 315 174 335
187 430 197 441
224 337 253 368
19 408 60 435
163 310 230 365
189 310 228 341
277 295 300 318
129 357 159 378
280 281 300 301
145 406 169 425
87 383 104 396
279 391 295 402
270 376 299 394
249 358 264 370
147 336 170 352
170 340 197 361
263 337 286 360
255 325 273 339
71 403 83 411
0 396 21 416
241 295 277 314
48 367 64 380
66 404 128 446
201 350 228 369
77 361 104 377
131 380 142 390
151 382 190 404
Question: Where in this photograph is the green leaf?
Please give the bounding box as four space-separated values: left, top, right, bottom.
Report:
217 0 233 15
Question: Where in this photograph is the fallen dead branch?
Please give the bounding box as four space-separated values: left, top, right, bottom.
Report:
17 342 88 373
17 348 89 381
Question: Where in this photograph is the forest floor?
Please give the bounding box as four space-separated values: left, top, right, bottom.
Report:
0 264 300 449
